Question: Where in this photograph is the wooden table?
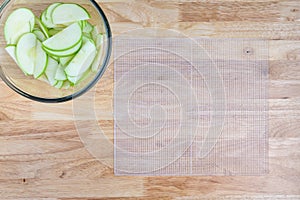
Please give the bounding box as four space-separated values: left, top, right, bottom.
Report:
1 0 300 199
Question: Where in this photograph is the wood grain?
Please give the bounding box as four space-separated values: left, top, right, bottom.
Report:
0 0 300 199
179 1 300 22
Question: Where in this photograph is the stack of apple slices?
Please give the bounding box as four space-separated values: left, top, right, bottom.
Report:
4 3 104 89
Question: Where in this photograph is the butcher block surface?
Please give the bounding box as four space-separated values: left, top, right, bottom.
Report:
0 0 300 199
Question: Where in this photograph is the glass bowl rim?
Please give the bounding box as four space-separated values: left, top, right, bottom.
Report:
0 0 112 103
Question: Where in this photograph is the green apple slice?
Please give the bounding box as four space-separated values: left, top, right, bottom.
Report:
48 26 65 35
63 20 84 28
33 40 48 78
55 64 67 81
5 45 18 64
91 34 103 72
67 70 90 85
33 29 46 41
50 55 59 61
67 76 79 84
55 80 64 89
40 3 62 28
15 33 38 75
81 20 87 29
35 18 49 38
48 29 60 36
44 40 82 57
91 26 104 48
51 4 90 24
4 8 35 44
83 21 93 34
60 55 74 66
41 11 54 28
65 39 96 77
45 57 59 86
94 33 104 49
53 27 65 31
91 50 102 72
62 81 71 89
83 34 94 44
15 33 47 78
45 3 62 21
42 22 82 51
83 32 92 40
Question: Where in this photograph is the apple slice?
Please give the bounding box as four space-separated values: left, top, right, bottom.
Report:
55 64 67 81
67 70 91 85
41 11 57 29
45 3 62 21
91 26 104 48
50 55 59 61
44 40 82 57
95 33 104 49
15 33 48 78
33 40 48 78
48 29 60 36
4 8 35 45
40 3 62 28
65 39 96 77
91 50 102 72
33 29 46 41
5 45 18 64
51 3 90 24
55 80 64 89
62 81 71 89
83 22 93 34
35 18 49 38
60 55 74 66
15 33 37 75
45 57 59 86
42 22 82 51
90 31 104 72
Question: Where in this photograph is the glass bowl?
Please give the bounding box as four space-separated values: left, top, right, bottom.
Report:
0 0 112 103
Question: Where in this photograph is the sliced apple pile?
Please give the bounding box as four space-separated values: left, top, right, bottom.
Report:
3 3 104 89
